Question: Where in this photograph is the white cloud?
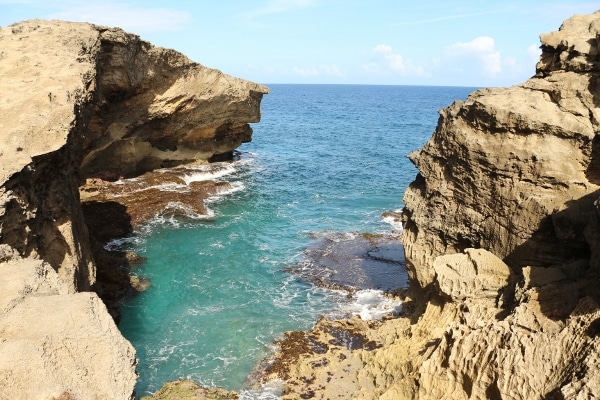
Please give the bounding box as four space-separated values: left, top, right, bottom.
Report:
369 44 425 76
373 44 405 72
363 37 539 85
293 64 343 77
46 1 192 34
482 51 502 75
449 36 495 54
446 36 503 77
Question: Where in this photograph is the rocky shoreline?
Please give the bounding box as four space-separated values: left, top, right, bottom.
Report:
80 163 242 321
2 10 600 400
251 10 600 399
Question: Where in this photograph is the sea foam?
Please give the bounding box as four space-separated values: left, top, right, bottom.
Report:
382 209 404 233
182 163 237 185
239 379 284 400
337 289 403 320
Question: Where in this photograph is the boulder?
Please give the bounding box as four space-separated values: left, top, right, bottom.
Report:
433 248 514 303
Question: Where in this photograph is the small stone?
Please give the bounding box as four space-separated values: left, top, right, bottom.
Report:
129 275 151 292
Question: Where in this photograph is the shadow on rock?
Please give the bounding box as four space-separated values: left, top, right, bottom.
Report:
504 190 600 320
82 200 146 324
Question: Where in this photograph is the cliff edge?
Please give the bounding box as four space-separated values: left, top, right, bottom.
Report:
0 19 267 399
258 11 600 400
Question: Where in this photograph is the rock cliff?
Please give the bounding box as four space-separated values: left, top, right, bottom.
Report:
403 14 600 288
0 19 267 399
259 11 600 399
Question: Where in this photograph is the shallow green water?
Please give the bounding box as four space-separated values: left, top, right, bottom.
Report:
117 84 476 398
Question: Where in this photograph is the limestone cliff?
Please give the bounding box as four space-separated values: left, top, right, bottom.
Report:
0 19 267 399
259 11 600 399
403 11 600 288
0 20 267 291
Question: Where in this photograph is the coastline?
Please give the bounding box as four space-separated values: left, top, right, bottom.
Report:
250 10 600 399
103 159 410 398
2 10 600 399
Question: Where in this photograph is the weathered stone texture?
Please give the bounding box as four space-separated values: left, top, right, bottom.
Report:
0 258 137 400
402 12 600 289
0 19 266 399
0 19 267 291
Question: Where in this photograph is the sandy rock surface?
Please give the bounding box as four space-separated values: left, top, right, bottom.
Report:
140 379 239 400
0 258 137 400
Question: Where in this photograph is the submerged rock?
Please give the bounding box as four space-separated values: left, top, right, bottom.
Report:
286 232 409 293
130 275 151 292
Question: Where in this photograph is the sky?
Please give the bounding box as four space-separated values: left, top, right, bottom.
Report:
1 1 599 87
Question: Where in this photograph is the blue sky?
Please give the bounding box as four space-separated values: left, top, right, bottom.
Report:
1 1 598 87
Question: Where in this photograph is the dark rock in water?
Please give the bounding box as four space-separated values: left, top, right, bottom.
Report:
286 232 409 293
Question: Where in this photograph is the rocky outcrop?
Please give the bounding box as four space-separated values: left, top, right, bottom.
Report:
0 19 267 291
260 10 600 399
402 12 600 289
140 380 239 400
0 19 266 399
0 256 137 400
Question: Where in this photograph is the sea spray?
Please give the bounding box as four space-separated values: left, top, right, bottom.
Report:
337 289 403 320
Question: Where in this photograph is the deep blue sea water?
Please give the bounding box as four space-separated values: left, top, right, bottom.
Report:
117 84 476 398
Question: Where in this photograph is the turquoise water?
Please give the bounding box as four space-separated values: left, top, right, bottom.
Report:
117 84 476 398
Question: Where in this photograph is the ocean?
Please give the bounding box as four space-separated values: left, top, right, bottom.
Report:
116 84 476 398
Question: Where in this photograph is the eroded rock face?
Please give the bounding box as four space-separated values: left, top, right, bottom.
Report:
394 10 600 399
402 11 600 290
81 29 267 179
0 19 267 291
0 19 266 399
